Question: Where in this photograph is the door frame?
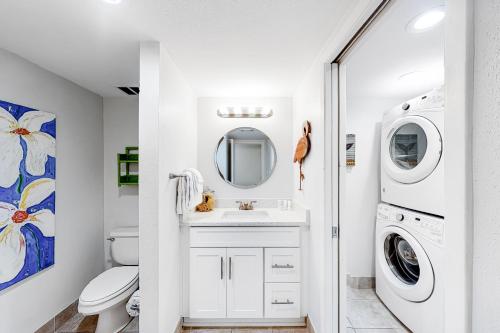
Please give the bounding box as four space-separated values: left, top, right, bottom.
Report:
324 0 474 332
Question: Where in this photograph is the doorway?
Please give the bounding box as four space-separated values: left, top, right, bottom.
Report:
332 0 446 332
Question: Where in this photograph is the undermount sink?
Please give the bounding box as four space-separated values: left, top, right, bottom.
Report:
222 210 270 220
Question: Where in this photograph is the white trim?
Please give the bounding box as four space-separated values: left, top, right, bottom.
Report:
182 317 306 327
337 61 348 333
323 62 337 333
443 0 474 332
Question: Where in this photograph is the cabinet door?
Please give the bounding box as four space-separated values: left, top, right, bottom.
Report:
226 248 264 318
189 248 226 318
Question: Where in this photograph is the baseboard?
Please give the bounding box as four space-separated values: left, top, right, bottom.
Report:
306 316 316 333
175 317 184 333
183 317 307 327
35 300 79 333
346 275 375 289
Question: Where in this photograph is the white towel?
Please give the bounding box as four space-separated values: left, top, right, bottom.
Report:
126 290 140 317
176 168 204 214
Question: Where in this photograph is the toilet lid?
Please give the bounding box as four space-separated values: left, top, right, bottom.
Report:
80 266 138 305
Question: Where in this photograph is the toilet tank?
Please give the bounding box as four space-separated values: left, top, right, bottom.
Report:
110 226 138 265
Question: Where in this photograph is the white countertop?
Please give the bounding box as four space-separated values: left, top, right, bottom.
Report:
181 207 309 227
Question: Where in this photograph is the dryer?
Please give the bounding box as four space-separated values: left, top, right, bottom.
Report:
381 87 444 216
375 203 444 333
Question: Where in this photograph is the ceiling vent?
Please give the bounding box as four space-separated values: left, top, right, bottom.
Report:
117 87 140 96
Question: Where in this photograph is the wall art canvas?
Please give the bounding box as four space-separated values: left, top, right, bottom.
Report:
0 100 56 292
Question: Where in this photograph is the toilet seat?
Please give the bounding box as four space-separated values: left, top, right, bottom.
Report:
80 266 138 306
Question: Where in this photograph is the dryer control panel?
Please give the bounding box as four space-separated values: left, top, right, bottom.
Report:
377 203 444 245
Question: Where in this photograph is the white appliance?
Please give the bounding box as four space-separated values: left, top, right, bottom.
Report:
375 203 444 333
381 87 444 216
79 227 139 333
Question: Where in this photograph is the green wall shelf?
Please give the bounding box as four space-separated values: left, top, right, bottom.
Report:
118 146 139 187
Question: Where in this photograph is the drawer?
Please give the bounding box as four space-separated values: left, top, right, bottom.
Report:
190 227 300 247
265 248 301 282
265 283 300 318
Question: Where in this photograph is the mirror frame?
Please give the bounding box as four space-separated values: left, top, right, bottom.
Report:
213 127 277 189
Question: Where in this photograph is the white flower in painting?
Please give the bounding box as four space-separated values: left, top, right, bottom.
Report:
0 178 55 283
0 107 55 188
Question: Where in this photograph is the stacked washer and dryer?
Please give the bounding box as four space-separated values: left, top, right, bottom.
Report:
376 87 445 333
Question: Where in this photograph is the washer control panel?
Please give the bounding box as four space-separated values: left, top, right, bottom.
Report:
377 203 444 245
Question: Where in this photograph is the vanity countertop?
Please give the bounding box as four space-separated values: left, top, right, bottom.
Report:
181 207 309 227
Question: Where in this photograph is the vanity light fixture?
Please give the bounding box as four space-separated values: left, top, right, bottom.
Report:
217 106 273 118
407 7 445 33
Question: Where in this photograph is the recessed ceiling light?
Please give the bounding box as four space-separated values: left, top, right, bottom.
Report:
102 0 122 4
407 7 445 33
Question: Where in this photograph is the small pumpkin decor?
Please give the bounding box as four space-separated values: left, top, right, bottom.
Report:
293 121 311 190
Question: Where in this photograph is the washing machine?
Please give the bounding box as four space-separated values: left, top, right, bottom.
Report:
381 87 444 216
375 203 444 333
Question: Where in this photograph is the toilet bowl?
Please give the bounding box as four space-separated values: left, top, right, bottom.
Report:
79 227 139 333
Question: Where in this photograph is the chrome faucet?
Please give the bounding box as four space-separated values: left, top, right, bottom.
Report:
236 200 257 210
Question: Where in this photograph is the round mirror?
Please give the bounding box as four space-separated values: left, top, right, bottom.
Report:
215 127 277 188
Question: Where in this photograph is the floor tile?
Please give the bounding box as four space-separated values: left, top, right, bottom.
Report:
55 313 98 333
347 299 402 329
122 316 139 332
233 329 273 333
354 329 410 333
346 317 353 328
35 319 55 333
55 301 79 330
347 287 378 301
189 329 232 333
271 328 308 333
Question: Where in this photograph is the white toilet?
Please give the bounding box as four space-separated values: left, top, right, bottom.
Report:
79 227 139 333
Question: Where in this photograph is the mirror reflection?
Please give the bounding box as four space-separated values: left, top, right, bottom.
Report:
215 127 276 188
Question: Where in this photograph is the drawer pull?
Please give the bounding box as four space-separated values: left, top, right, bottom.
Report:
272 299 294 305
272 264 294 269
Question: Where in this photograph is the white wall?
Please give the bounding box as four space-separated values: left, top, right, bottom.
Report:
197 97 293 201
472 1 500 331
291 1 382 332
0 49 104 332
139 42 197 333
103 97 138 268
344 98 399 278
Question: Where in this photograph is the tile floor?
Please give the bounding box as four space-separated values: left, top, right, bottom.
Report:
54 317 310 333
54 314 138 333
53 288 409 333
346 287 410 333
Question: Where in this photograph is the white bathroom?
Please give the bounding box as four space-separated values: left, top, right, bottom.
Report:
0 1 497 333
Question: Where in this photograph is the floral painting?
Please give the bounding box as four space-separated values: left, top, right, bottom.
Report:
0 100 56 292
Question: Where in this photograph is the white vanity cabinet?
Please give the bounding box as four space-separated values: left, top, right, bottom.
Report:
189 247 264 319
226 248 264 318
189 248 227 318
186 226 303 322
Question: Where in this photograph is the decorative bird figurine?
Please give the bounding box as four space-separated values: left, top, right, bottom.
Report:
294 121 311 190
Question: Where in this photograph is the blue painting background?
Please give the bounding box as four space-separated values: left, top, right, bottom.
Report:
0 100 56 292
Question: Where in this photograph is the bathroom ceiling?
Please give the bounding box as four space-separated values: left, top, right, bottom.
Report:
0 0 354 97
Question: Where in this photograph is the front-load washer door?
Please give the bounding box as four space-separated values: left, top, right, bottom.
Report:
382 115 442 184
377 226 434 302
